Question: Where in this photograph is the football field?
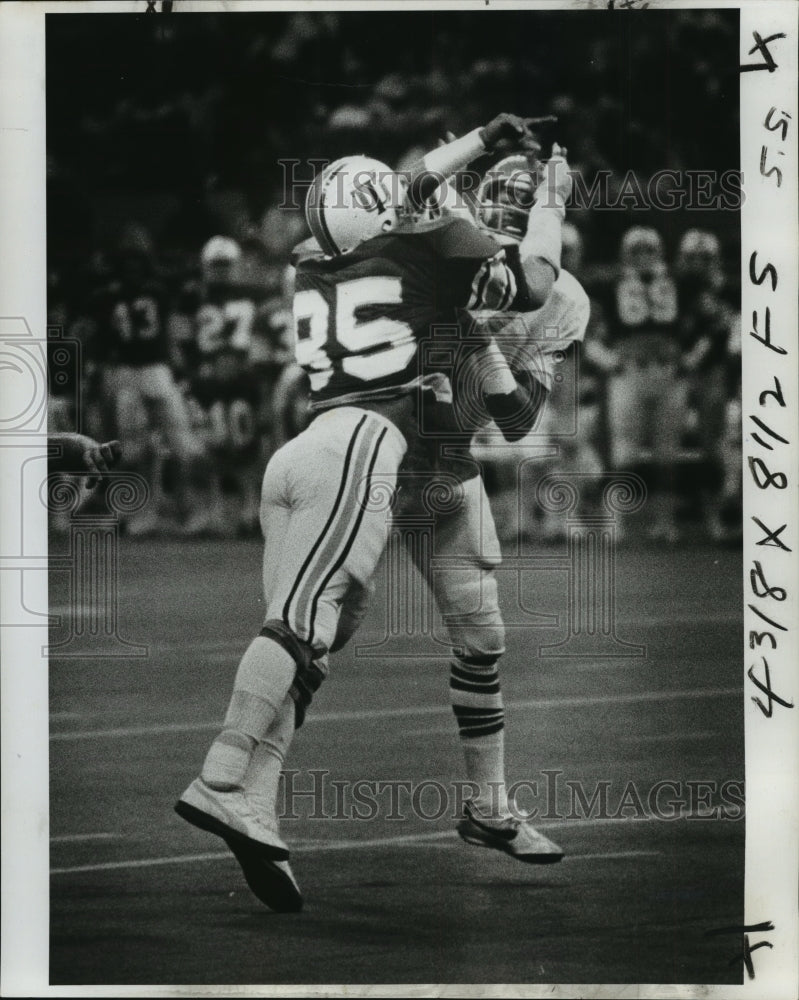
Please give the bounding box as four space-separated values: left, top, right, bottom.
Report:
49 536 745 987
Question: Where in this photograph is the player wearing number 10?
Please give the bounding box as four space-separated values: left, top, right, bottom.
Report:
176 115 557 911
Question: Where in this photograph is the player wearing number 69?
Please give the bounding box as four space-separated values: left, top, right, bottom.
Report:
176 114 563 911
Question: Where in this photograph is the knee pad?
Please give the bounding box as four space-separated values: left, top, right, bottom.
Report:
448 621 506 665
259 619 326 730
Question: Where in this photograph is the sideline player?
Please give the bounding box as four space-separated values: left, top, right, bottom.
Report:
179 236 267 536
602 226 684 542
175 115 565 911
676 228 739 541
89 225 205 535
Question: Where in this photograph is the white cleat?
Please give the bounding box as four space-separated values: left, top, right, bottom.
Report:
175 778 302 911
457 803 564 864
175 777 289 860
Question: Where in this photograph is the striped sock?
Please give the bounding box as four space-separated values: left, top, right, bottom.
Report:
449 655 509 817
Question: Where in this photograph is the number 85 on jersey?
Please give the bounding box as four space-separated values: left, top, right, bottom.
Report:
293 276 416 393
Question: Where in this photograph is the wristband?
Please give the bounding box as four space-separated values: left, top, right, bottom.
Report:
420 128 487 179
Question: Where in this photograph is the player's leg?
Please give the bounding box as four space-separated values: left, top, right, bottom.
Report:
102 365 163 535
402 471 508 815
141 362 211 533
650 361 688 542
697 364 729 540
406 472 563 862
177 408 406 907
607 364 647 541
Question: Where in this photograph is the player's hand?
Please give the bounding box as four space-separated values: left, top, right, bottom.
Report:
82 438 122 488
536 143 573 209
479 114 539 156
51 432 123 488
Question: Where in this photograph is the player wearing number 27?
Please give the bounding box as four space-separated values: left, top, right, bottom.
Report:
176 114 562 911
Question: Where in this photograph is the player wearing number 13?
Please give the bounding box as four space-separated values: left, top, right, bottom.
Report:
91 225 203 535
176 115 558 911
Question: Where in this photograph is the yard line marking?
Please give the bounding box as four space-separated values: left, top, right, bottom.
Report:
569 850 661 861
51 833 120 844
49 687 740 742
51 720 219 741
51 832 455 874
50 829 663 875
619 731 717 744
51 852 229 875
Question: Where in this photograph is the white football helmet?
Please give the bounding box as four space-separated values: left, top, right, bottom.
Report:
305 156 405 256
620 226 665 270
201 235 241 266
201 235 241 283
676 228 723 288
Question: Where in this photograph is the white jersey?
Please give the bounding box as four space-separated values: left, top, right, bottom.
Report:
469 269 590 455
472 269 590 392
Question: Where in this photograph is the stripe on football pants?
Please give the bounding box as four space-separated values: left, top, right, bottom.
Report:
305 426 388 646
284 416 385 646
282 413 369 630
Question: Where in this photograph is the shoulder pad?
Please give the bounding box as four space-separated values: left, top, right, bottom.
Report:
291 236 324 267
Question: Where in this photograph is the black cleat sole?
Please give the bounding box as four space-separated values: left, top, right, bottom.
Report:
174 800 290 862
227 842 303 913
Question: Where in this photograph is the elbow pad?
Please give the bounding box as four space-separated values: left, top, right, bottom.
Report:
484 370 549 442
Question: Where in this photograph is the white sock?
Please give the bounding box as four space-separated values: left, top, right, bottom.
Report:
244 695 296 825
202 635 296 790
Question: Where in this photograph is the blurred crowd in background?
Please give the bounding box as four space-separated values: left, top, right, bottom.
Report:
46 9 742 543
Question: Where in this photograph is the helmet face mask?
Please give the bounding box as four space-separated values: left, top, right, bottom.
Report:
306 156 405 256
475 155 540 243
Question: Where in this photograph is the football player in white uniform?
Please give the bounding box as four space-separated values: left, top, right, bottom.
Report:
393 148 585 855
175 115 567 911
602 226 684 542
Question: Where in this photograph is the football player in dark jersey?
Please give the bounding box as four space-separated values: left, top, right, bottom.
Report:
176 115 567 911
90 225 205 535
178 236 271 536
676 229 740 541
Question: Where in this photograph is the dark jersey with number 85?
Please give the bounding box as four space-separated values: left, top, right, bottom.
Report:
292 217 531 409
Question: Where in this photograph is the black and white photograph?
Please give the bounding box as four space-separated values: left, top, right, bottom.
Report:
0 1 797 996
